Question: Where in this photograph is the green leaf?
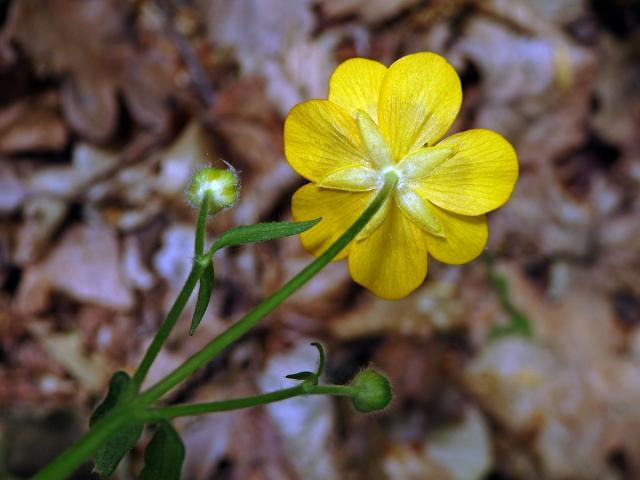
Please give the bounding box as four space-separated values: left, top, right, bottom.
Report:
211 218 320 252
90 371 131 426
90 371 143 478
139 421 185 480
190 262 214 336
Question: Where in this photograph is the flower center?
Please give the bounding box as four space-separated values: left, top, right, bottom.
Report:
352 112 449 239
318 110 452 240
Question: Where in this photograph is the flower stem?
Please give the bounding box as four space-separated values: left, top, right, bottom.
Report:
137 171 399 404
132 194 212 388
194 192 211 256
145 383 355 419
32 407 132 480
33 171 398 480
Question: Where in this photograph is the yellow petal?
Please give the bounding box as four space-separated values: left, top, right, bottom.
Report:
349 205 428 299
328 58 387 122
378 52 462 161
415 129 519 215
292 183 373 260
284 100 371 183
319 165 379 191
424 205 488 265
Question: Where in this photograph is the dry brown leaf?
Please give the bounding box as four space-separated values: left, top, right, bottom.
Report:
16 221 133 313
27 322 111 393
28 143 119 199
319 0 420 24
7 0 174 142
0 92 68 154
205 0 337 114
258 340 341 480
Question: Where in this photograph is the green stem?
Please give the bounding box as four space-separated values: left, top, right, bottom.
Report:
148 385 305 418
34 171 398 479
132 265 203 388
145 384 355 419
194 193 211 256
132 195 212 388
138 171 398 404
32 408 132 480
308 384 355 396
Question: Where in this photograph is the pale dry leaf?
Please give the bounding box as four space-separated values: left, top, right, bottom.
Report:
258 340 340 480
180 380 297 480
15 221 133 313
152 224 196 310
29 143 118 199
329 269 464 339
318 0 420 24
590 34 640 148
121 236 155 291
14 197 67 265
0 162 27 213
0 91 68 154
385 444 453 480
465 337 558 431
205 0 337 114
7 0 173 141
424 408 493 480
155 121 217 198
27 322 110 392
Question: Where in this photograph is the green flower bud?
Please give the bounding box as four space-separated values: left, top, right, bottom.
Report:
350 368 392 413
187 165 239 214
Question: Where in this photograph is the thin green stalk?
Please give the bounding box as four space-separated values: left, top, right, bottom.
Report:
194 192 211 256
138 171 398 404
34 171 398 479
308 384 355 396
145 384 355 419
132 195 211 387
32 408 132 480
147 385 305 418
132 265 204 388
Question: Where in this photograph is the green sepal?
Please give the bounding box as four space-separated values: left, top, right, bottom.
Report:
310 342 325 378
285 371 317 383
90 371 143 478
139 421 185 480
285 342 327 386
190 262 215 336
210 218 320 252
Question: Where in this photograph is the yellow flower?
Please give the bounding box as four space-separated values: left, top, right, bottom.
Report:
285 52 518 299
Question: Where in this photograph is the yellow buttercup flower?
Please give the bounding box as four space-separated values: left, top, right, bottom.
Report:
285 52 518 299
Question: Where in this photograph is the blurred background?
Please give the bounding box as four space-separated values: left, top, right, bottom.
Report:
1 0 640 479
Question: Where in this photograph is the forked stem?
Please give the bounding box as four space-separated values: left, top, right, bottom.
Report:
33 171 398 480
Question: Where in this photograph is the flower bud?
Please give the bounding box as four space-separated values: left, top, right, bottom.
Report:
350 368 392 413
187 165 239 214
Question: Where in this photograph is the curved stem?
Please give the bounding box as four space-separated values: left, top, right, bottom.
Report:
147 385 306 418
34 172 398 479
138 171 398 404
32 408 132 480
145 383 355 419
